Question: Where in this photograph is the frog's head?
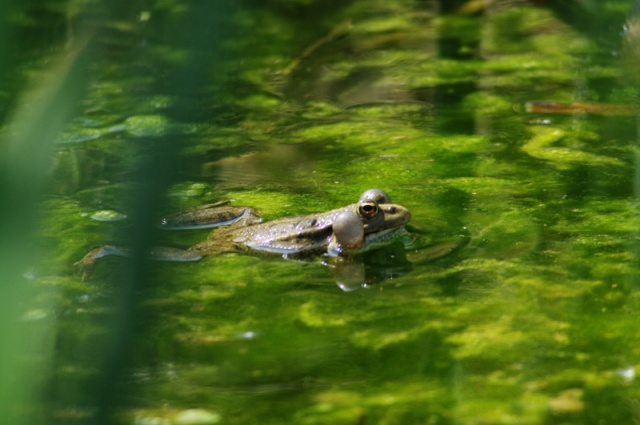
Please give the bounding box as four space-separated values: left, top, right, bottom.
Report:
328 189 411 255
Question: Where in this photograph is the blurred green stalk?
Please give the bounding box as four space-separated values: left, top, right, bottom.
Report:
0 0 234 423
0 27 94 425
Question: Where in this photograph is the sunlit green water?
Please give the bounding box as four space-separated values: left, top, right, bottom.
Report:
6 0 640 424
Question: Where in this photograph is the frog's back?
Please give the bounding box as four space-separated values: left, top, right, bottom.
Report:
225 207 351 255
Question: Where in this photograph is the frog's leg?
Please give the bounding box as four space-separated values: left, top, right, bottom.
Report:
75 245 202 280
159 203 261 229
78 202 260 279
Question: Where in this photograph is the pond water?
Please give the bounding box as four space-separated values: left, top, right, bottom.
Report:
4 0 640 424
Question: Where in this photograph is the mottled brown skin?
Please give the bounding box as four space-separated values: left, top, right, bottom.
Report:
189 200 410 257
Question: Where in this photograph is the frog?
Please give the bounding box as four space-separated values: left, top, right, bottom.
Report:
77 189 411 275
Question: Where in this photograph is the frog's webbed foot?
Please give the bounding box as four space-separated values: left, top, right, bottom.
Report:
75 245 130 281
159 202 261 230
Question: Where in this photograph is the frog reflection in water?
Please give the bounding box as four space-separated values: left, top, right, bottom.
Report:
79 189 411 285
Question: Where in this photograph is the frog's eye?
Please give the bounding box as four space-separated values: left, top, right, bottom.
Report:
358 202 378 219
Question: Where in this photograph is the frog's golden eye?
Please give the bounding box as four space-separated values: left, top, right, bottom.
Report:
358 202 378 219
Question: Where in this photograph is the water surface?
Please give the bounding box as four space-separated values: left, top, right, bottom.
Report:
9 0 640 423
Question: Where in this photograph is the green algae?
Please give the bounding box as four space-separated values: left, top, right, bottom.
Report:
90 210 127 222
123 115 199 138
522 126 625 168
